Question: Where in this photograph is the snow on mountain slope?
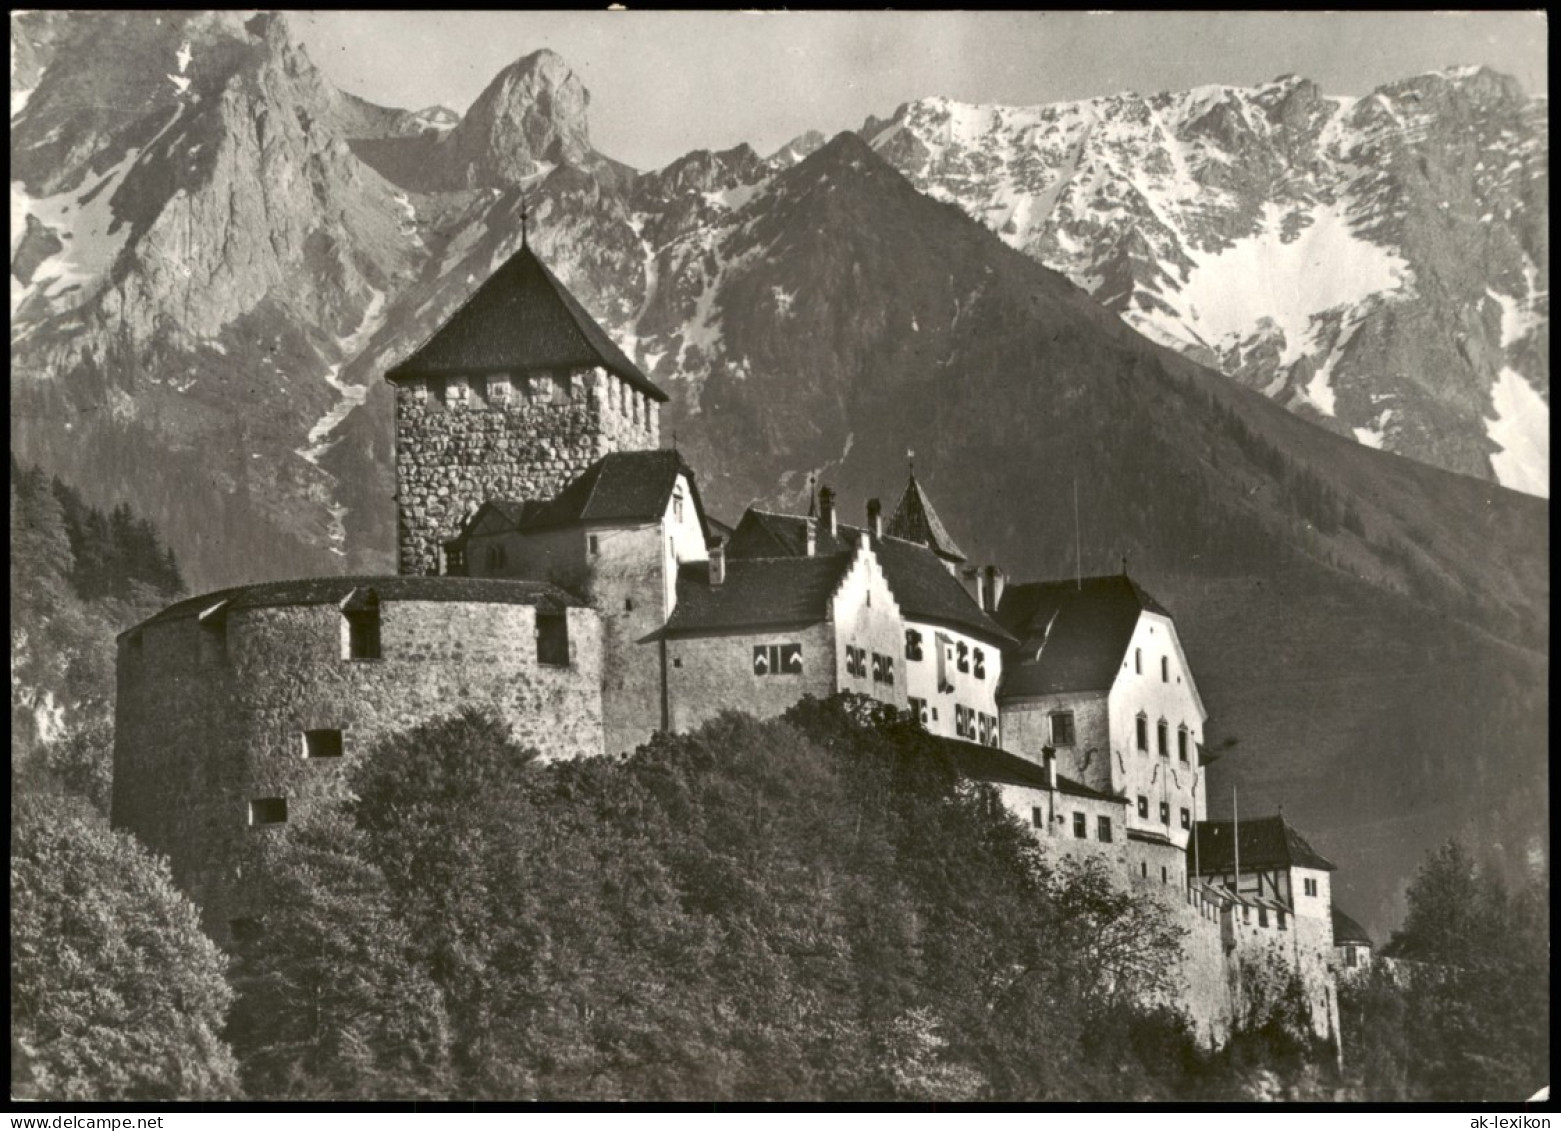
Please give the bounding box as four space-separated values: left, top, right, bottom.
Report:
866 69 1549 494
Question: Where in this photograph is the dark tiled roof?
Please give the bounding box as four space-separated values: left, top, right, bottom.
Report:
996 574 1172 698
1188 816 1337 874
663 556 851 635
937 736 1121 802
126 575 585 636
887 472 966 562
386 244 667 402
515 450 705 534
1331 906 1373 946
724 510 1013 645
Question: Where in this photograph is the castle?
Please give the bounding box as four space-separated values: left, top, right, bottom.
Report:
112 238 1369 1047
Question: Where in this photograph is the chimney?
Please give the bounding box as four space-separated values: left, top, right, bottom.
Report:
962 566 984 607
708 542 726 586
985 565 1006 612
804 516 817 557
1042 745 1057 791
819 486 837 540
867 497 883 541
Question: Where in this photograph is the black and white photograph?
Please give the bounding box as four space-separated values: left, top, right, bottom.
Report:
10 10 1548 1106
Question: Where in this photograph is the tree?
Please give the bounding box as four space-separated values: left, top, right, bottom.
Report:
10 797 239 1100
225 813 453 1100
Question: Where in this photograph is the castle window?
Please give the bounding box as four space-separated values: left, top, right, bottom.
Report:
1162 866 1168 884
871 652 894 686
956 641 969 673
1161 656 1169 682
446 377 469 407
1032 807 1044 829
1180 807 1191 830
1178 726 1189 762
1141 861 1148 879
1277 909 1287 930
302 729 344 760
249 797 287 826
1345 946 1358 968
908 697 928 726
672 491 684 523
1097 815 1113 843
1160 801 1170 825
845 645 866 679
1135 647 1142 674
1049 711 1075 746
342 590 381 661
1136 713 1148 752
624 597 634 612
1258 906 1269 928
754 642 802 677
551 372 572 405
485 543 507 572
973 648 986 679
1137 795 1149 819
904 629 923 661
930 707 937 721
1072 812 1087 839
1157 719 1169 757
537 611 570 667
672 657 682 668
487 373 511 402
199 607 228 666
1303 877 1318 897
588 533 600 556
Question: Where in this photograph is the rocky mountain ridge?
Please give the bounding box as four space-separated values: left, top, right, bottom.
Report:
862 71 1549 495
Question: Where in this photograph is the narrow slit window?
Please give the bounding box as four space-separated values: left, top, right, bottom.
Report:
1136 713 1149 752
1031 807 1043 829
1157 719 1169 757
249 797 287 826
1178 726 1189 762
537 611 570 667
1161 656 1169 682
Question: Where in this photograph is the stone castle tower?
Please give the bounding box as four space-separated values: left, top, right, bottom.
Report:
386 244 669 575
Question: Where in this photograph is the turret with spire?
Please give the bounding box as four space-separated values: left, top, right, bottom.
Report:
886 461 967 574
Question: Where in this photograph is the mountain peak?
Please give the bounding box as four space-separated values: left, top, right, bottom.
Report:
444 47 595 187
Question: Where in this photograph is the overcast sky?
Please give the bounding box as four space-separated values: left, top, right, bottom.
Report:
294 10 1547 171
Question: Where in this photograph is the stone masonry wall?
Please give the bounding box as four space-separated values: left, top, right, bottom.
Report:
666 624 836 734
113 598 603 940
393 366 658 575
1000 693 1113 794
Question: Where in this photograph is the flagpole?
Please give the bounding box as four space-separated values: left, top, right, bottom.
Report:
1232 786 1240 896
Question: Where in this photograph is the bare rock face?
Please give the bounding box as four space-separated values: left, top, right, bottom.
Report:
860 69 1550 495
440 49 598 188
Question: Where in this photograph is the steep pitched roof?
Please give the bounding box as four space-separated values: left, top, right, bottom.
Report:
521 450 705 532
663 556 852 635
937 737 1121 802
386 244 667 402
1331 906 1373 946
723 509 1013 645
887 472 966 563
126 575 584 635
1189 816 1338 875
995 573 1172 698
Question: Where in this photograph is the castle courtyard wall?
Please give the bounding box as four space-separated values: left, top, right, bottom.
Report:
666 624 835 733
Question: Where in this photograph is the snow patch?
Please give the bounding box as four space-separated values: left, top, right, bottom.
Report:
1175 200 1409 369
298 287 385 464
1485 366 1549 497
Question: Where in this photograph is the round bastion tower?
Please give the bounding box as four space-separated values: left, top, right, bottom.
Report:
386 242 669 577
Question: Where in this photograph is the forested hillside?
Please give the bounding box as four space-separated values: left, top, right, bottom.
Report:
11 457 185 809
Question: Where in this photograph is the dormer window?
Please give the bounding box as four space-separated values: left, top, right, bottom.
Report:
487 373 511 402
341 589 381 661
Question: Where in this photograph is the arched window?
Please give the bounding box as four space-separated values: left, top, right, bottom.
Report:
1178 725 1190 762
1136 712 1149 752
1157 718 1169 757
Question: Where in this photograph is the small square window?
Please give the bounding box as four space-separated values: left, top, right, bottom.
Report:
303 729 344 759
249 797 287 826
1072 812 1087 839
1050 711 1075 746
672 657 683 668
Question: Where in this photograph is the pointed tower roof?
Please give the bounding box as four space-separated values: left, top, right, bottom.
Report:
886 472 965 563
386 244 667 402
